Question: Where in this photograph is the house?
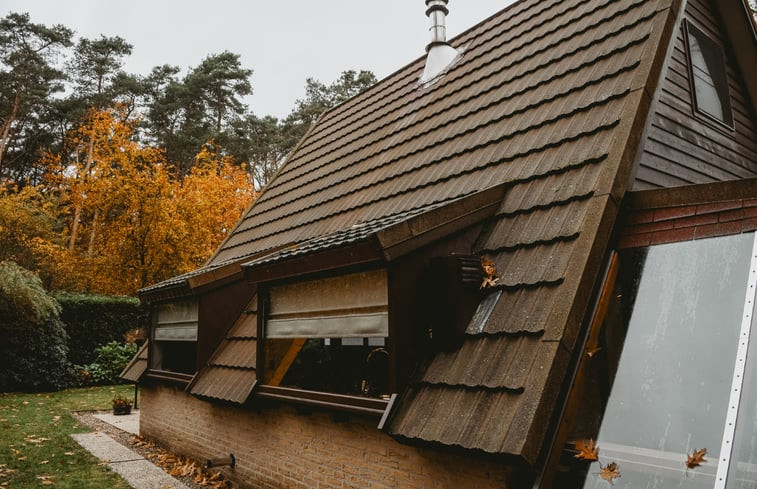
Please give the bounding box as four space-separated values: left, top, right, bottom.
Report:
123 0 757 487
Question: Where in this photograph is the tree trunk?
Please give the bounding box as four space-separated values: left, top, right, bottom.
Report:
87 208 99 256
68 136 96 251
0 91 21 176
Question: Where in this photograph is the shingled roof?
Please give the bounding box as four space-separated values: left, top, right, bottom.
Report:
189 295 258 403
143 0 683 466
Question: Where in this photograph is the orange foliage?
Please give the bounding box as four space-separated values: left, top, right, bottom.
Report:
18 108 256 295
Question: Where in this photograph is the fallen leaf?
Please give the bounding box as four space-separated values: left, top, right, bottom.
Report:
599 462 621 483
572 438 599 461
480 257 499 289
63 452 74 456
686 448 707 469
39 460 49 465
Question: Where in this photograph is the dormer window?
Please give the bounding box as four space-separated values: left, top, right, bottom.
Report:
260 269 392 406
150 299 198 376
685 20 733 128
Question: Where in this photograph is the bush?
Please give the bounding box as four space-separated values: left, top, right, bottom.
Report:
78 341 138 385
0 261 69 392
56 293 145 366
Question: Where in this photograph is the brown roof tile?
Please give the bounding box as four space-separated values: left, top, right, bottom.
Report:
120 341 148 383
189 296 258 403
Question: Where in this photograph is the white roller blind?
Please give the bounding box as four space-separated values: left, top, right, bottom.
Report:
154 299 198 341
267 269 388 338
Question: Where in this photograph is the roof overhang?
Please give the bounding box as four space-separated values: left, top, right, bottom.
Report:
625 176 757 210
243 184 507 284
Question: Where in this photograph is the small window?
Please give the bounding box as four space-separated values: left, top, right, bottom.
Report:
150 299 198 375
540 232 757 488
262 269 391 400
685 20 733 127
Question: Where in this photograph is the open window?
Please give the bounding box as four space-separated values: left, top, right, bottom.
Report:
685 20 734 128
150 299 198 376
259 269 392 411
540 231 757 488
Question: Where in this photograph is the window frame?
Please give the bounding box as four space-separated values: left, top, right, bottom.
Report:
536 231 757 489
147 298 199 382
684 19 735 131
256 266 394 417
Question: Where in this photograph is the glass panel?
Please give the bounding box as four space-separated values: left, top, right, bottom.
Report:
727 301 757 488
551 233 754 489
687 22 733 126
263 337 390 398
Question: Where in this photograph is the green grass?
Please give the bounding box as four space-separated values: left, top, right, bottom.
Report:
0 385 135 488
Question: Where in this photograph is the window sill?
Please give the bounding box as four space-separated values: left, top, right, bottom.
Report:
145 369 194 387
256 385 394 418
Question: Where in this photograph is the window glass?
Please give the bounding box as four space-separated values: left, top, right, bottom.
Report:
686 21 733 127
548 233 754 488
151 299 198 374
263 269 391 399
263 337 390 397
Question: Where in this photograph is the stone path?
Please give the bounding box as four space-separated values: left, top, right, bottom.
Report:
71 411 189 489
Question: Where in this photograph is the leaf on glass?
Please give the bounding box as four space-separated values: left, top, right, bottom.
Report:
599 462 621 483
572 438 599 461
686 448 707 469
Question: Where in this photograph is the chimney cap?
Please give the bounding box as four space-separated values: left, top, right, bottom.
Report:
425 0 449 16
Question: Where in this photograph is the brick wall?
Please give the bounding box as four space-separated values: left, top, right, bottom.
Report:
618 197 757 248
140 385 512 489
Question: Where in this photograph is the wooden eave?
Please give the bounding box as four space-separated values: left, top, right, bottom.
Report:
625 176 757 210
243 184 506 285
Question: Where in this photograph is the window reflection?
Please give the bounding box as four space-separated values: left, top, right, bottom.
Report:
550 233 754 488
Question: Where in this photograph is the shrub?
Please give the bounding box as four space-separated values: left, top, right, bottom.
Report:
79 341 137 385
56 293 145 365
0 261 69 392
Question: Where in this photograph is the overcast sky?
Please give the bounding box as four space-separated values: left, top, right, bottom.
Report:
1 1 517 119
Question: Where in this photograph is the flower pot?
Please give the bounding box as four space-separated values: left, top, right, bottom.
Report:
113 405 132 415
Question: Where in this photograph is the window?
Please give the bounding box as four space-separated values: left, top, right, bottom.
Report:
685 20 733 127
150 299 198 375
541 232 757 488
261 269 391 401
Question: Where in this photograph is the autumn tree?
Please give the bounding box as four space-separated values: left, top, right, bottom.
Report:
0 12 72 179
0 183 61 273
35 108 255 295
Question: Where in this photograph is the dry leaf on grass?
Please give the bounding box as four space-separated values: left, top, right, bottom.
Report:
599 462 620 483
686 448 707 469
571 438 599 461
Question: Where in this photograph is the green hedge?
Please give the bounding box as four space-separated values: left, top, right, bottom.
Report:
56 293 146 366
0 261 70 392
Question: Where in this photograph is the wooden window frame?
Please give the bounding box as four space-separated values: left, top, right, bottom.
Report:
255 267 395 418
684 19 735 131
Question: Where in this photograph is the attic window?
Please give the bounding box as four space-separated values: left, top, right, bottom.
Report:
540 232 757 488
260 269 392 405
685 20 733 128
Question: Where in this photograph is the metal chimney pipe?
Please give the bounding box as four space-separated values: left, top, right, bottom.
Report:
420 0 460 84
426 0 450 48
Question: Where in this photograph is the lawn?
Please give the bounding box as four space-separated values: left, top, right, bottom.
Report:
0 385 134 489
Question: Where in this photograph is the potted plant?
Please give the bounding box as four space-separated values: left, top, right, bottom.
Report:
112 396 132 415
